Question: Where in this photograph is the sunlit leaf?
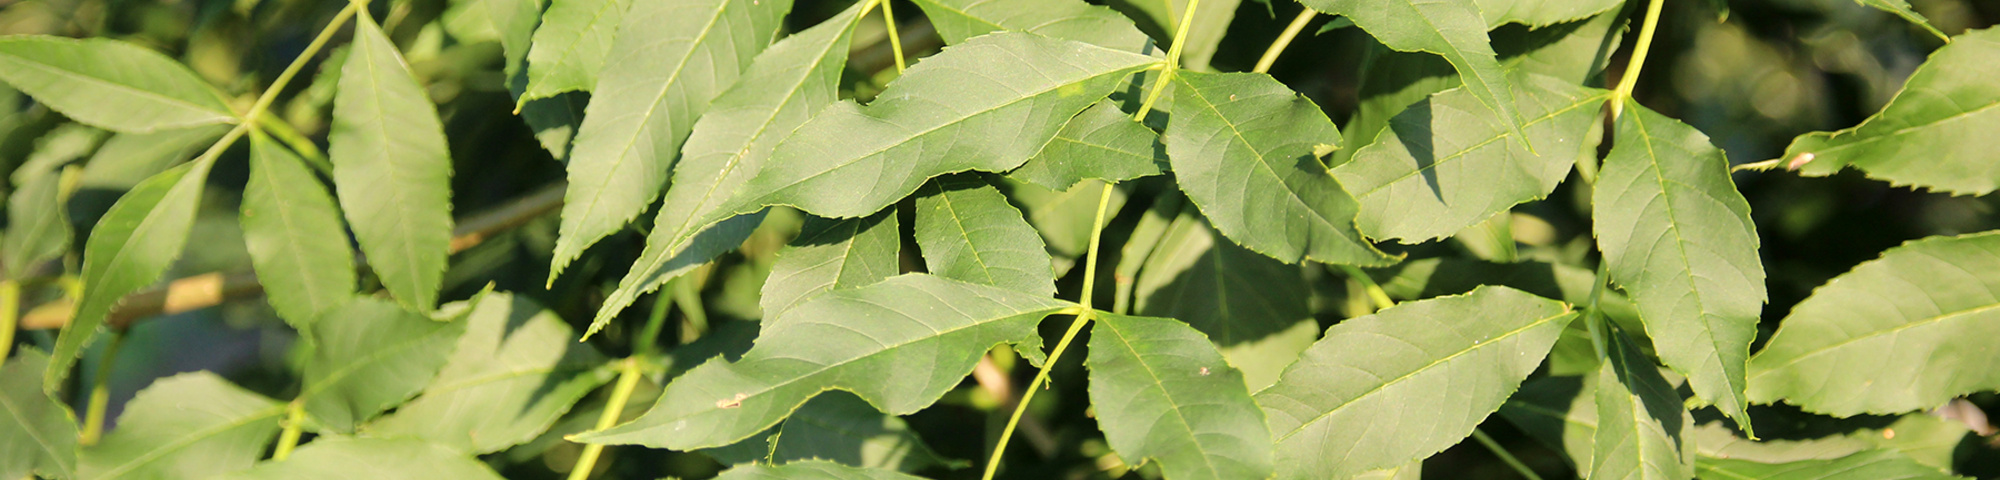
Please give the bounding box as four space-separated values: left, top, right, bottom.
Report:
1295 0 1528 150
1748 232 2000 416
1087 313 1275 480
301 298 468 432
910 0 1155 52
712 460 927 480
1256 286 1575 479
330 15 455 313
577 274 1071 449
1166 71 1392 266
914 174 1055 296
521 0 633 100
1594 99 1765 433
1010 100 1166 191
1694 449 1968 480
215 437 506 480
242 132 354 329
0 36 234 132
78 372 284 480
0 350 76 480
759 210 901 319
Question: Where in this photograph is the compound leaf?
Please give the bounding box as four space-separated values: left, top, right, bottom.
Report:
77 372 284 480
301 298 468 432
1593 99 1765 434
1255 286 1574 479
0 36 234 133
1166 71 1392 266
913 174 1056 296
330 15 455 313
549 0 791 276
1087 313 1275 480
577 274 1071 449
243 132 355 329
1780 27 2000 196
1747 232 2000 416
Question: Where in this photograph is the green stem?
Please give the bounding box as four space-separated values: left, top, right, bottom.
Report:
1131 0 1204 122
255 115 332 174
1336 264 1395 311
272 401 306 460
880 0 906 73
78 332 124 446
1470 428 1545 480
635 291 674 358
1583 261 1611 360
1609 0 1664 118
0 280 17 367
983 183 1117 480
1253 9 1316 74
672 277 707 344
569 358 643 480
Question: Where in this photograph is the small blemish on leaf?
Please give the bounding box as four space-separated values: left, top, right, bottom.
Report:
1199 367 1211 376
716 392 748 409
1786 152 1815 171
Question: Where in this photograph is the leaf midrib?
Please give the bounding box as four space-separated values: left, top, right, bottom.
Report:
0 49 232 123
251 153 344 320
1098 319 1234 479
1749 301 2000 380
1352 92 1607 198
525 0 627 97
1174 76 1352 251
87 404 285 478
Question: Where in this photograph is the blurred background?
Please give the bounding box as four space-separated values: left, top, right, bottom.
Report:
2 0 1997 478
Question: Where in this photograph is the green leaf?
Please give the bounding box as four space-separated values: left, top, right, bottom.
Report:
521 0 634 100
300 298 468 432
330 15 456 313
442 0 541 73
1780 27 2000 196
1849 1 1949 42
713 460 928 480
1695 450 1969 480
77 125 228 191
1335 74 1606 242
585 1 868 331
909 0 1156 52
1166 71 1392 266
1591 327 1697 480
1596 99 1764 433
78 372 285 480
1690 422 1871 464
1476 0 1623 27
577 274 1072 449
0 36 234 133
1255 286 1575 479
1295 0 1528 150
1086 313 1275 480
366 293 614 454
1369 257 1644 376
1116 0 1239 70
4 163 72 280
704 392 961 471
13 123 105 186
45 156 214 393
214 437 506 480
1496 375 1597 468
518 92 587 161
1133 204 1307 346
242 132 355 329
1747 231 2000 416
760 210 901 319
725 31 1157 219
0 350 77 480
914 174 1055 296
1010 100 1167 191
549 0 792 276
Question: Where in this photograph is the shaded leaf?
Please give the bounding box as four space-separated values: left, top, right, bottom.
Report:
1166 71 1392 266
1334 74 1607 242
0 36 234 133
1294 0 1528 149
0 350 77 480
578 274 1072 449
713 460 927 480
4 163 72 280
214 437 506 480
1010 100 1167 191
330 15 455 313
12 123 106 186
1087 313 1275 480
242 132 355 329
301 298 468 432
1592 326 1697 480
45 157 214 392
582 1 869 329
77 125 227 191
1747 232 2000 416
1116 0 1239 70
1849 1 1949 42
521 0 633 100
1594 99 1765 432
365 293 614 454
1011 178 1128 277
914 174 1055 296
760 209 901 319
1694 449 1968 480
725 32 1157 219
1781 27 2000 196
909 0 1155 52
549 0 792 275
77 372 284 480
1133 204 1309 347
1497 375 1598 468
1255 286 1575 479
704 392 961 472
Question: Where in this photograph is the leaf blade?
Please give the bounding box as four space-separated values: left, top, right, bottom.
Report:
1781 27 2000 195
1087 313 1275 480
0 36 234 133
77 372 285 480
243 132 356 328
913 175 1056 296
300 298 468 432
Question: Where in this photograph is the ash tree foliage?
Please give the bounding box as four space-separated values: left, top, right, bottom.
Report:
2 0 2000 477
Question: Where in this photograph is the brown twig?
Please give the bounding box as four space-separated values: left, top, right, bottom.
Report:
19 182 567 331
